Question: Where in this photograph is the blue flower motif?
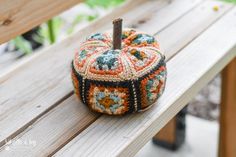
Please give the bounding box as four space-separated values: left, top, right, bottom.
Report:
95 50 119 70
132 34 155 44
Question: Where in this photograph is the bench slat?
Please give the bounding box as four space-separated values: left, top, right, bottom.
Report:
0 0 232 156
0 0 164 149
0 95 98 156
55 7 236 157
135 0 203 35
0 0 84 44
157 0 233 59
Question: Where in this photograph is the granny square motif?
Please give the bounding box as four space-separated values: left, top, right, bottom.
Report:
71 29 167 115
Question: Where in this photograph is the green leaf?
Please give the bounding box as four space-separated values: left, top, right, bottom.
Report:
47 19 56 44
38 17 63 44
11 36 32 55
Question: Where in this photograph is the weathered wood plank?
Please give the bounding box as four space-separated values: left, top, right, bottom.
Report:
0 0 84 44
219 58 236 157
153 0 233 145
135 0 203 34
0 0 233 156
153 117 177 144
0 0 203 82
0 0 204 82
0 0 171 149
54 7 236 157
158 0 233 59
0 95 99 156
0 0 151 83
153 107 187 150
0 0 201 149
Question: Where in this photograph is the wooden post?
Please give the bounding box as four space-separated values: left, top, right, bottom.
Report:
219 58 236 157
152 107 187 150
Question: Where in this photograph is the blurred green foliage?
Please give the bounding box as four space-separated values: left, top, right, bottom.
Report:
10 0 125 55
222 0 236 2
68 0 124 34
67 14 98 34
41 17 63 44
10 36 32 55
85 0 125 8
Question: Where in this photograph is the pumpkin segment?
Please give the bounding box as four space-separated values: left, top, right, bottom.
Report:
71 19 167 115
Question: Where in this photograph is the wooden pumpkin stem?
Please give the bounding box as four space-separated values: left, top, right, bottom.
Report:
113 18 123 50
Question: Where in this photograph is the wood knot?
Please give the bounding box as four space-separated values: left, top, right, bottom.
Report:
2 19 12 26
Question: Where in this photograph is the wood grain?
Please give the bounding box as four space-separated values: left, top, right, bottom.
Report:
0 0 84 44
135 0 203 34
153 117 177 144
0 95 99 157
157 0 233 59
0 0 234 155
0 0 234 156
0 0 153 83
55 7 236 157
153 0 234 144
0 0 163 149
219 58 236 157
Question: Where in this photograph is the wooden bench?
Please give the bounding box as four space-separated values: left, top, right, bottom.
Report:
0 0 236 156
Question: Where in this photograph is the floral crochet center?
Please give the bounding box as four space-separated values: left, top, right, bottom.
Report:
72 29 167 115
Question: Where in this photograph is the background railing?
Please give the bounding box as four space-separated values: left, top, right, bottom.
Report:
0 0 83 44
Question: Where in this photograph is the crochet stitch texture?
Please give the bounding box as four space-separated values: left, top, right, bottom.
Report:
71 29 167 115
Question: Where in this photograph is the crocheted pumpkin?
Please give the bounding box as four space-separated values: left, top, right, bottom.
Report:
71 20 167 115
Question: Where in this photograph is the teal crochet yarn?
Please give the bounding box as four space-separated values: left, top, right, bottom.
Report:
71 26 167 115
